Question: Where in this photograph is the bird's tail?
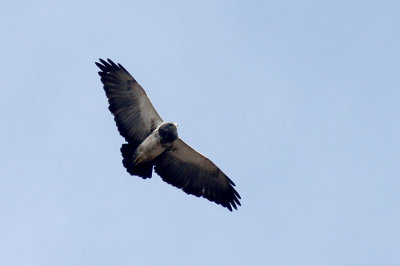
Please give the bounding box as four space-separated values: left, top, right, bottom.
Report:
120 144 153 179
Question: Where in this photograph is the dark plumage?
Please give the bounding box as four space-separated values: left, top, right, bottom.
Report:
96 58 241 211
158 123 178 144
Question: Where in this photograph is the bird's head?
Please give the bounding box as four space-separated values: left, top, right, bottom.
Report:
159 122 178 144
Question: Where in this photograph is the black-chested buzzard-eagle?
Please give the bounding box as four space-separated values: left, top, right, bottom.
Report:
96 58 241 211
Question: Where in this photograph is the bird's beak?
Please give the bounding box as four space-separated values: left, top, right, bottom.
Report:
174 122 178 127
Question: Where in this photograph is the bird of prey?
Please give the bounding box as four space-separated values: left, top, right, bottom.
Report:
95 58 241 211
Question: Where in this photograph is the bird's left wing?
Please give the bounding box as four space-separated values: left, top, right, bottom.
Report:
96 58 164 144
154 139 241 211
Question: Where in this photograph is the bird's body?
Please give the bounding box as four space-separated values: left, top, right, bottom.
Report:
96 58 241 211
133 122 177 165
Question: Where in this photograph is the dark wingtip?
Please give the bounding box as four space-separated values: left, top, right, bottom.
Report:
99 58 108 65
233 196 241 206
95 61 109 72
96 58 131 76
118 63 129 73
227 177 236 186
107 58 118 68
234 190 241 199
228 187 241 211
231 201 237 210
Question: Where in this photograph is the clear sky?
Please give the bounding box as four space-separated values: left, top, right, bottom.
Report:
1 1 399 265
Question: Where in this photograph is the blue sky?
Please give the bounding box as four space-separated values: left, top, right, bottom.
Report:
1 1 399 265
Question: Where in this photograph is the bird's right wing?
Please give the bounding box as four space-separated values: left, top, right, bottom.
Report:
96 58 164 144
154 139 241 211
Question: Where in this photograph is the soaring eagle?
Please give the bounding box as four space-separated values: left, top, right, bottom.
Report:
96 59 241 211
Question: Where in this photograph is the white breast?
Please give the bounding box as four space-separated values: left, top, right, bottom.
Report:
133 128 166 165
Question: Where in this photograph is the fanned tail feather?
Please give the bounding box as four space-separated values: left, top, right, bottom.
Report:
120 144 153 179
